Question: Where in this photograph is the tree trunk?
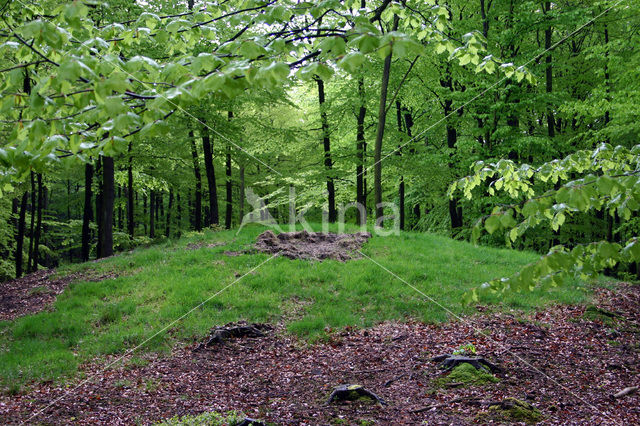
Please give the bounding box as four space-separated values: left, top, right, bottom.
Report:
176 193 182 234
32 173 43 271
441 65 463 232
96 157 103 258
239 165 245 223
395 101 405 231
100 156 115 257
544 1 555 138
374 15 399 223
225 111 233 229
190 130 203 231
201 123 219 226
356 77 367 224
127 144 135 237
15 192 28 278
166 189 173 237
81 163 93 261
149 190 156 238
28 172 35 271
316 77 337 222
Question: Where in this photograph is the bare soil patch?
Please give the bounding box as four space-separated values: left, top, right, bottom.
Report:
254 230 371 261
2 284 638 425
0 269 117 321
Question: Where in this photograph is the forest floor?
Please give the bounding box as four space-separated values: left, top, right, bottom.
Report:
0 225 637 424
1 283 638 425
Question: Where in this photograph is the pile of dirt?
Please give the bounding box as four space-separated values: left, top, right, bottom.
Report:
254 230 371 261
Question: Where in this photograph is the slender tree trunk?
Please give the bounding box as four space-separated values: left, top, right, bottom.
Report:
441 65 464 232
127 144 135 237
190 130 203 230
316 77 337 222
96 157 103 258
201 123 219 226
143 193 148 235
117 185 123 231
32 173 43 270
225 111 233 229
238 165 245 223
28 172 35 271
176 193 182 234
166 189 173 237
395 101 405 231
356 78 367 224
480 0 489 38
374 15 399 223
15 192 28 278
82 163 93 261
544 1 555 138
100 156 115 257
149 190 156 238
603 21 611 142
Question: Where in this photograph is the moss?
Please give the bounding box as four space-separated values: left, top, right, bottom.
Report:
582 305 620 326
156 411 248 425
481 398 543 424
433 363 499 388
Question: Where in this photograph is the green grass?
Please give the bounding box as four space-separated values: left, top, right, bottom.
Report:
0 223 590 391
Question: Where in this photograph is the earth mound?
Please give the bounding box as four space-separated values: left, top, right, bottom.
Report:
255 230 371 261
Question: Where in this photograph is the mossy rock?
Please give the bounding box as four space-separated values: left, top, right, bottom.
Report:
432 363 499 388
480 398 542 424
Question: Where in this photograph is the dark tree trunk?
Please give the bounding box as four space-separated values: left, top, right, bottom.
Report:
100 156 115 257
96 157 103 259
82 163 93 261
143 193 147 234
316 77 337 222
149 190 156 239
225 111 233 229
28 172 35 271
166 189 173 237
32 173 43 271
395 101 405 231
127 146 135 237
176 193 182 234
441 67 463 232
225 145 233 229
201 123 219 226
117 186 123 231
374 15 399 223
239 165 245 223
190 130 203 231
480 0 489 38
544 1 555 138
15 192 28 278
356 78 367 224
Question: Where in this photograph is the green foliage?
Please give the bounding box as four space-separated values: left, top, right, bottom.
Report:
451 143 640 301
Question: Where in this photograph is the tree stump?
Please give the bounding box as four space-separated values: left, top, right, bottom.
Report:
193 322 272 351
432 354 502 374
326 384 387 405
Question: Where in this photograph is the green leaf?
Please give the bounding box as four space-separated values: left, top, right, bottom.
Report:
484 215 500 234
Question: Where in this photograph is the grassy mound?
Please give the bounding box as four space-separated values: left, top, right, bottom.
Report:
0 224 589 390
